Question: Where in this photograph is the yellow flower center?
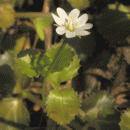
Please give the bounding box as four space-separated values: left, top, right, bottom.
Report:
64 17 78 31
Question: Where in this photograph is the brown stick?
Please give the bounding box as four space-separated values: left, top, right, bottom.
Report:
32 34 39 49
15 12 51 18
42 0 52 98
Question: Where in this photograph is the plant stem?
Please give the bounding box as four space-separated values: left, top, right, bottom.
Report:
22 90 45 109
42 0 52 98
42 41 66 104
62 125 73 130
15 12 52 18
79 109 86 118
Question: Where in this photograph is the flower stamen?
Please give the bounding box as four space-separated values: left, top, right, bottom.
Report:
54 24 59 27
76 35 81 39
64 17 78 32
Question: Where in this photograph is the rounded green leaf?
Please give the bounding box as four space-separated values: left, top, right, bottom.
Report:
46 88 81 125
37 54 52 74
119 109 130 130
0 3 15 29
0 51 17 71
0 51 17 97
108 3 130 13
39 43 79 89
118 4 130 13
13 36 26 54
81 92 116 122
16 49 41 77
32 17 53 41
12 71 31 94
47 54 80 89
0 65 16 97
0 98 29 130
40 43 75 74
0 51 31 94
96 3 130 44
81 92 120 130
67 0 90 10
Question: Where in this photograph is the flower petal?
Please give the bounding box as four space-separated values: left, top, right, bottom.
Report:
76 14 88 27
66 30 76 38
51 13 64 26
57 7 68 22
75 30 90 36
69 9 80 24
56 26 66 35
76 23 93 30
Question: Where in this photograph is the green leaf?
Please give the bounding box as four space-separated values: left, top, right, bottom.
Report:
81 92 120 130
0 51 17 71
119 109 130 130
0 65 16 97
81 92 116 121
108 3 130 13
13 72 31 94
0 51 17 97
46 88 81 125
0 3 15 29
40 43 75 74
0 98 29 130
37 54 52 74
118 4 130 13
64 32 96 61
32 17 53 41
16 49 41 78
0 51 31 94
13 36 26 54
67 0 90 10
39 43 79 89
47 54 80 89
96 3 130 44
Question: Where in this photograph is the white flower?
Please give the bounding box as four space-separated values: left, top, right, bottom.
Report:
51 7 93 38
